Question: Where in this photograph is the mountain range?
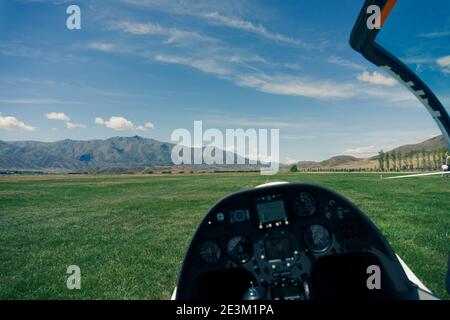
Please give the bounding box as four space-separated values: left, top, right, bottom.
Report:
0 135 447 173
0 136 251 173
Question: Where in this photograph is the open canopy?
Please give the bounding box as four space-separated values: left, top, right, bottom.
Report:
350 0 450 148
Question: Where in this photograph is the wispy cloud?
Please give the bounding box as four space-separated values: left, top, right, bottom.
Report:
281 134 317 141
155 53 356 99
359 87 418 104
327 56 365 70
155 54 231 76
200 11 310 48
109 21 217 45
204 115 303 128
235 73 354 99
0 98 67 104
22 0 72 4
64 2 426 105
87 42 119 53
401 56 436 65
0 42 47 59
102 17 412 103
89 7 393 102
417 31 450 38
154 53 419 102
118 0 310 47
0 42 89 64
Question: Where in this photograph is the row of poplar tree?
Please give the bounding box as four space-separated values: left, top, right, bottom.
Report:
377 148 449 172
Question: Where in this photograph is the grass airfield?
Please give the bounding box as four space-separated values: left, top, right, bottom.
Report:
0 172 449 299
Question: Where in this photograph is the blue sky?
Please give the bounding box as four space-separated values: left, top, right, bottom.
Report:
0 0 449 162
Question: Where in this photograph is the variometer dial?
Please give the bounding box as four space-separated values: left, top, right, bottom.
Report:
227 236 253 264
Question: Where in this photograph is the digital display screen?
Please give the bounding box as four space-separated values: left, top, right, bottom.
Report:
265 238 291 261
256 195 286 223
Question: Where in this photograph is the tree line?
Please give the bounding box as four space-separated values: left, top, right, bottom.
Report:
377 148 449 172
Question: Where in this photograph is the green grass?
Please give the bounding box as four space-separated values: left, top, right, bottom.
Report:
0 173 449 299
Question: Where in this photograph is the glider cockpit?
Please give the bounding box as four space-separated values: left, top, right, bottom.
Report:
175 183 433 300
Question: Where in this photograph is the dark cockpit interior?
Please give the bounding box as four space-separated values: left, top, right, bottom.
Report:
175 183 425 300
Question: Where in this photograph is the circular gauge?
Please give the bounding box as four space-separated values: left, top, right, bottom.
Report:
227 236 253 264
199 241 221 265
232 209 246 222
293 192 317 217
304 225 331 253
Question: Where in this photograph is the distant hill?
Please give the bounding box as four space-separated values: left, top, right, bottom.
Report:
296 156 359 169
294 155 371 170
293 135 448 171
380 135 446 155
0 136 251 173
320 155 360 167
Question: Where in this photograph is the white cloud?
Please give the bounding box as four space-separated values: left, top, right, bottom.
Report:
95 116 134 131
136 122 155 131
45 112 70 121
284 158 300 165
357 71 397 86
94 117 105 125
66 122 86 129
437 55 450 74
437 55 450 67
342 146 377 157
144 122 155 129
0 115 36 131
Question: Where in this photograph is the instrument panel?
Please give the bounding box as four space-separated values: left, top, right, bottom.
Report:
176 183 414 300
